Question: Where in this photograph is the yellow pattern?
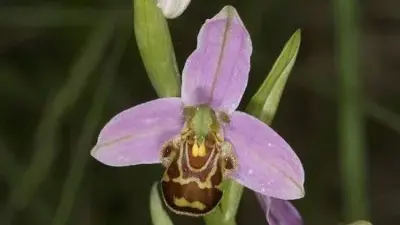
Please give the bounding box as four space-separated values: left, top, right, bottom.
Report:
172 150 219 189
192 141 206 157
173 197 206 210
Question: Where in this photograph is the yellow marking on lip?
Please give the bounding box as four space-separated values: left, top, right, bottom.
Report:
186 141 215 172
171 133 224 189
173 197 206 210
172 150 220 189
172 176 213 189
192 141 206 157
162 172 170 182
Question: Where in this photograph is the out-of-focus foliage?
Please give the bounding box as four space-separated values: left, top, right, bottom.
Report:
347 220 372 225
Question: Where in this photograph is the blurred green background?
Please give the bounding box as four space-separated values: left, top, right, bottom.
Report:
1 0 399 224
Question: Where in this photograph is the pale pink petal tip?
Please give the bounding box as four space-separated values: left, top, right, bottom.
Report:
211 5 246 27
257 195 303 225
225 111 305 200
91 98 184 167
181 5 252 114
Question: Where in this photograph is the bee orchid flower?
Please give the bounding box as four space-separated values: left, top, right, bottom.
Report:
91 5 304 218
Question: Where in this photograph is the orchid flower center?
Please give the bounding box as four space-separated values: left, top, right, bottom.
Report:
158 105 237 216
184 104 220 143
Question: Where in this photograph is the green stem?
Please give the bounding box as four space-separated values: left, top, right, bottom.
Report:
220 180 243 221
204 206 236 225
334 0 369 221
203 179 242 225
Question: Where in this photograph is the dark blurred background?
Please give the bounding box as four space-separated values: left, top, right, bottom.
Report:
1 0 399 224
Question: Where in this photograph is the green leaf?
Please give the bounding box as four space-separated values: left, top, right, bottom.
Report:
133 0 180 97
51 24 131 225
246 29 301 124
149 183 174 225
7 17 115 213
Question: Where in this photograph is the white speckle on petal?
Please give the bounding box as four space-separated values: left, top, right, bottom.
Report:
267 142 272 147
117 155 130 162
261 187 266 193
144 118 159 124
248 169 253 175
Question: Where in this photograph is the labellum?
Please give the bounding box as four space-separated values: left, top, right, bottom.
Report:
160 105 237 216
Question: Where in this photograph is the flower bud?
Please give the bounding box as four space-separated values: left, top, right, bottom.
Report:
156 0 191 19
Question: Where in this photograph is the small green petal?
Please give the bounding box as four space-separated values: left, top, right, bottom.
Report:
133 0 180 97
192 105 215 142
246 29 301 124
150 183 174 225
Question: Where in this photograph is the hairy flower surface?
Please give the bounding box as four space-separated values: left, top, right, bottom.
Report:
91 5 304 218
